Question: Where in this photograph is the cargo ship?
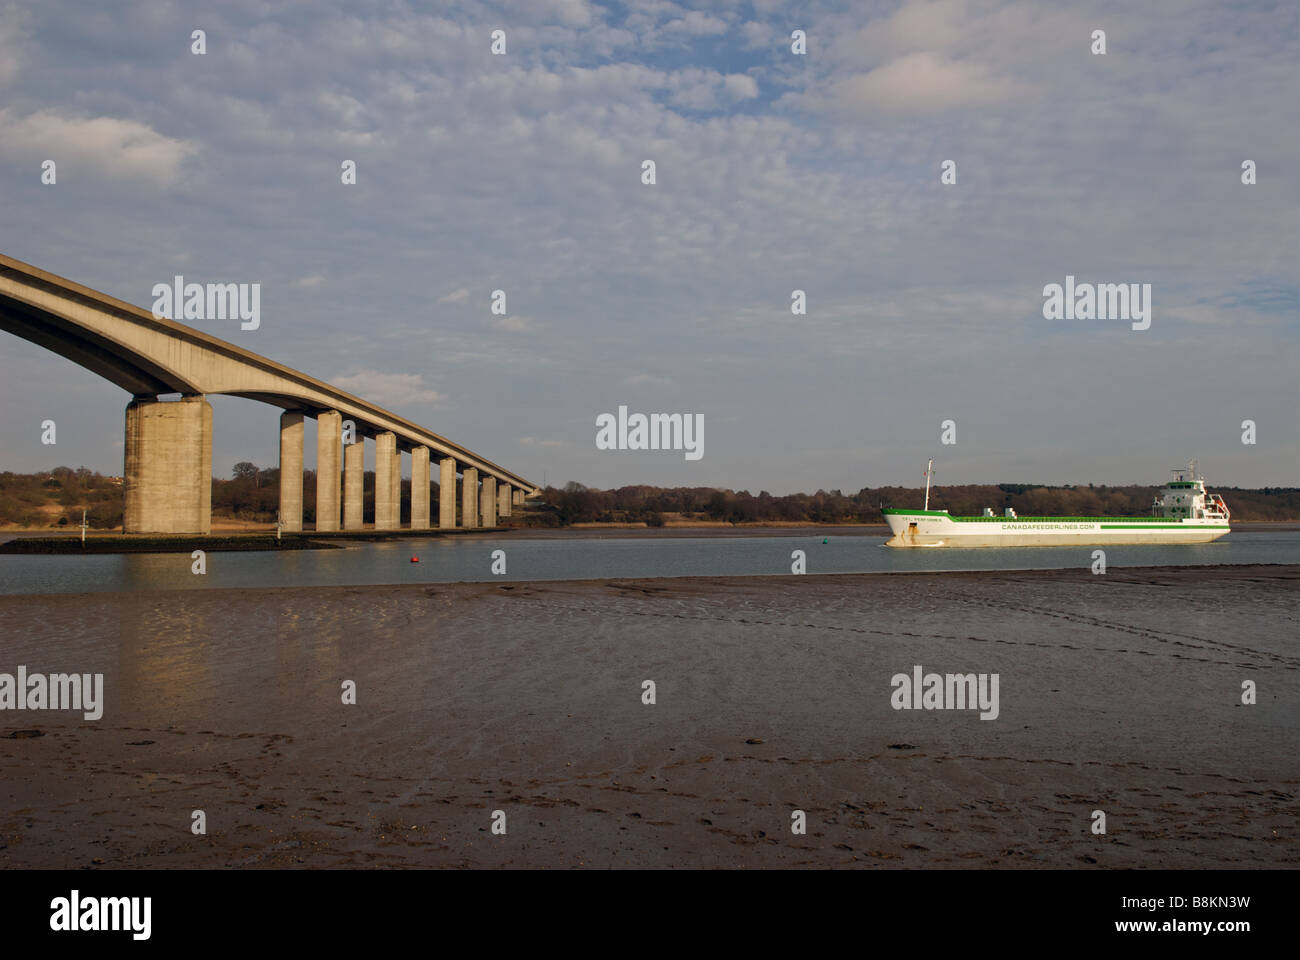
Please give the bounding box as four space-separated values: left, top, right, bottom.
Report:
882 460 1230 547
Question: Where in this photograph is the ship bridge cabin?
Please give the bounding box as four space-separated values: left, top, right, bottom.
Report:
1155 461 1229 520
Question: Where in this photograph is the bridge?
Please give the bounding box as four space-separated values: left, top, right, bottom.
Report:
0 253 540 534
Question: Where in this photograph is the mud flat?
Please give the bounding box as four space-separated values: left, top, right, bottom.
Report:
0 534 340 554
0 528 510 553
0 564 1295 869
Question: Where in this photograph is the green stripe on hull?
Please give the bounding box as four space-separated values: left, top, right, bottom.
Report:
949 516 1183 523
880 509 1218 525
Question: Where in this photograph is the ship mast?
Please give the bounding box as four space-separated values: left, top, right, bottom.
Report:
924 458 934 511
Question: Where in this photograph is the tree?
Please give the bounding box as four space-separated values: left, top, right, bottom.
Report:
232 462 260 483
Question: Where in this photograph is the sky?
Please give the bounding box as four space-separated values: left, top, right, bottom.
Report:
1 0 1296 493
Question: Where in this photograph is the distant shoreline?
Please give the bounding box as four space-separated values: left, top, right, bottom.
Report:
1 521 1297 553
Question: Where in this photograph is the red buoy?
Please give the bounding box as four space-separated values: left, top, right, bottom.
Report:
410 556 420 563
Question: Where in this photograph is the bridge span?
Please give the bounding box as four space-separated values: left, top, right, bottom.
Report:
0 253 539 534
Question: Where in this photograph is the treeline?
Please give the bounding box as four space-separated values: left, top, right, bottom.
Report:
0 467 125 528
4 467 1299 529
0 462 445 528
213 462 432 524
539 481 1300 524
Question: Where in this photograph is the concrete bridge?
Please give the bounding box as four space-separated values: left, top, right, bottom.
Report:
0 253 539 534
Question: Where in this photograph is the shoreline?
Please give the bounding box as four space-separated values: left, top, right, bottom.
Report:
0 527 511 554
1 521 1296 555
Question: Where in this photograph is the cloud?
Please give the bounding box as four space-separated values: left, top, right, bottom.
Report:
500 0 595 28
723 74 759 100
491 314 538 333
295 274 326 288
0 3 28 86
437 287 470 304
661 67 762 110
663 12 728 37
545 0 595 29
625 373 674 387
880 0 967 56
0 109 195 182
1163 304 1227 326
739 20 776 50
332 371 445 408
812 52 1018 115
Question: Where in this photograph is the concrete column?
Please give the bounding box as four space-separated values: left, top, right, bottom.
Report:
481 476 497 527
375 432 396 530
439 457 457 528
513 487 524 506
461 468 478 529
278 411 304 532
123 395 212 534
410 446 430 530
343 438 365 530
315 410 342 531
391 448 402 528
498 483 512 518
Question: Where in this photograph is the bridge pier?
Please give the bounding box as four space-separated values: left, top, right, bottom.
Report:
411 446 430 530
439 457 456 528
481 476 497 527
461 468 478 529
343 438 364 529
391 447 402 528
375 432 396 530
315 411 341 531
278 411 304 532
123 395 212 534
514 488 524 507
498 482 512 518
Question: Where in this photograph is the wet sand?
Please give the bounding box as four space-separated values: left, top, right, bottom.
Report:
0 565 1296 869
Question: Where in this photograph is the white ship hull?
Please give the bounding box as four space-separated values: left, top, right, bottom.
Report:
882 510 1230 548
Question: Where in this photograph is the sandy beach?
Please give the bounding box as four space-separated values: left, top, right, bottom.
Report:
0 564 1295 869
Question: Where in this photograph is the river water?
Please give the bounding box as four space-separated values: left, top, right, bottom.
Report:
1 529 1297 595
